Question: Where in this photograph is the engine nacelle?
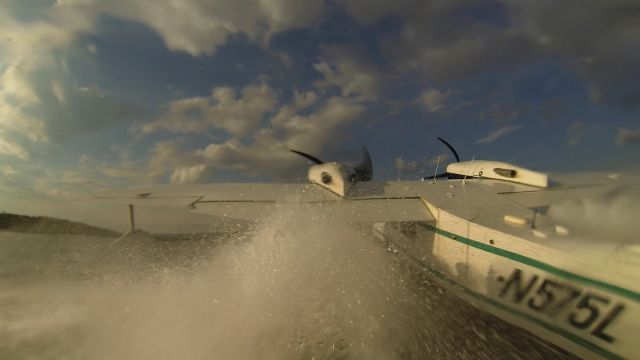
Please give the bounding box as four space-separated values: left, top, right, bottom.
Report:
447 160 549 188
308 162 355 197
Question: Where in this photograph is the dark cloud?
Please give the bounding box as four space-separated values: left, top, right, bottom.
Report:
341 0 640 106
510 0 640 106
57 0 325 56
616 128 640 146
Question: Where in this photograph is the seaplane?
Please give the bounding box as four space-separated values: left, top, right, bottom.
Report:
96 138 638 360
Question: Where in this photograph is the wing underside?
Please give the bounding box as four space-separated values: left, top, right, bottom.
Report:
92 183 434 223
192 198 432 222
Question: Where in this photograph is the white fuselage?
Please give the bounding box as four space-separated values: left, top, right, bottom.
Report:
376 179 637 360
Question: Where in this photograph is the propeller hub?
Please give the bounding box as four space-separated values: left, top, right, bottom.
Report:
321 172 332 184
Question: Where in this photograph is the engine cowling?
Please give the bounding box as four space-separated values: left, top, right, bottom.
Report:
446 160 549 188
308 162 354 197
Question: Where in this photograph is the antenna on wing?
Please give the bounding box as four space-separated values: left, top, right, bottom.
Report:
437 137 460 162
463 156 475 186
289 149 324 164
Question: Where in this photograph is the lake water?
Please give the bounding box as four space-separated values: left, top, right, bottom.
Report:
0 211 575 359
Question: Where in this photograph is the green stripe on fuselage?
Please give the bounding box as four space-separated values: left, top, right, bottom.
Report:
413 260 624 360
419 223 639 302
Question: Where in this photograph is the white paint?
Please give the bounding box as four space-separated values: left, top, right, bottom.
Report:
447 160 549 188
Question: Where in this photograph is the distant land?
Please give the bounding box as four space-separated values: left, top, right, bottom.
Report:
0 212 251 241
0 212 120 237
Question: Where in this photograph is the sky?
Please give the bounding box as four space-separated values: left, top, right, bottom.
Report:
1 0 640 216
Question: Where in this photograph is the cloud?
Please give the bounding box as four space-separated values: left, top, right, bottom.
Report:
616 128 640 146
510 0 640 105
423 154 450 168
11 166 107 199
0 0 327 165
1 0 636 196
0 5 141 161
57 0 325 56
139 88 365 181
170 164 208 184
1 164 18 178
344 0 538 82
341 0 640 105
0 6 87 159
313 47 384 101
475 124 523 144
0 136 29 159
418 89 449 113
141 83 278 136
478 104 528 123
394 157 417 172
194 96 365 178
105 84 363 184
141 140 203 180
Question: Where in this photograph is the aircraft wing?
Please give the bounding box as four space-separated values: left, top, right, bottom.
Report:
94 183 332 205
93 183 434 223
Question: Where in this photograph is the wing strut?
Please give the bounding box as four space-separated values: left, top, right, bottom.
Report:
128 204 136 232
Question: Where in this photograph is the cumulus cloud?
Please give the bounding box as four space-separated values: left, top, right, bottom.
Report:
0 6 86 158
418 89 450 113
0 136 29 159
141 83 278 136
194 96 365 178
475 124 523 144
57 0 325 56
0 4 141 161
170 164 208 184
2 0 637 195
423 154 450 168
394 158 417 172
139 87 364 181
313 47 384 101
616 128 640 146
0 0 327 166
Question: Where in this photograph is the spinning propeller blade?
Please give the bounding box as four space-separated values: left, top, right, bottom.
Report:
290 147 373 182
437 137 460 163
289 149 324 164
351 147 373 182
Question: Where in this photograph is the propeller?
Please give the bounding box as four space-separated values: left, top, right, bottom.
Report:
421 137 461 180
437 137 460 163
350 147 373 182
289 149 324 165
289 147 373 182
